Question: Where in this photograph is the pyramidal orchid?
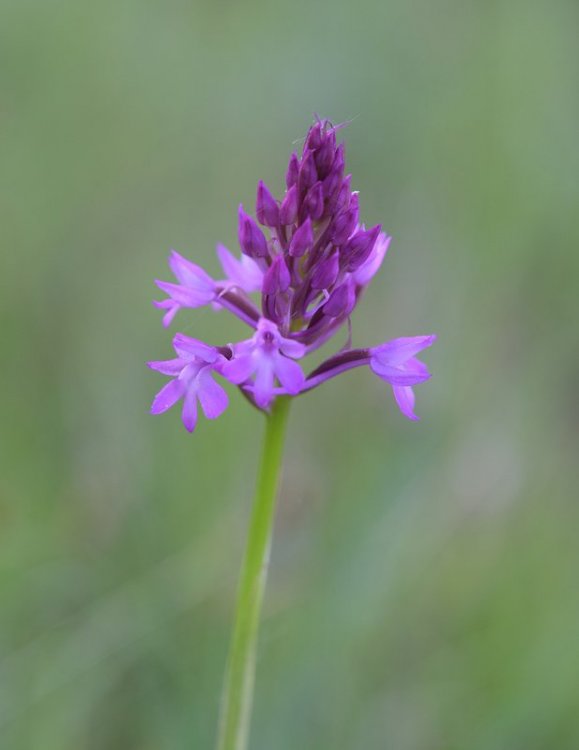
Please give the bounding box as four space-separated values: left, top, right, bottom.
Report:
148 118 436 750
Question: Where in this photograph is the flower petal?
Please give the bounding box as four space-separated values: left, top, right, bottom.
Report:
279 337 306 359
147 358 185 376
222 354 255 384
168 250 214 291
181 388 199 432
372 335 437 366
155 279 215 308
173 334 218 363
392 385 419 421
274 354 305 395
197 370 229 420
253 358 275 408
216 244 263 292
150 378 185 414
353 233 391 285
153 299 179 328
370 356 431 386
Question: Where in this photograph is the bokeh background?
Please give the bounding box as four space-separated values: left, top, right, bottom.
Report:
2 0 579 748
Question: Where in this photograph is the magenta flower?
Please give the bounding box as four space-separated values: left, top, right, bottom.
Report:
222 318 305 408
370 335 437 420
148 334 229 432
149 118 436 431
154 251 216 327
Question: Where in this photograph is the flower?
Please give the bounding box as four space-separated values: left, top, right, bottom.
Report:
370 335 437 420
148 334 229 432
149 117 436 431
154 250 216 327
222 319 305 408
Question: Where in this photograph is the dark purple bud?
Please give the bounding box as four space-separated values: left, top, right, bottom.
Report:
256 181 279 227
304 121 323 152
238 204 269 258
280 185 298 225
342 224 382 271
334 174 352 213
333 143 345 175
304 181 324 221
263 254 290 294
311 250 340 290
298 149 318 193
323 280 356 317
314 131 336 177
289 217 313 257
332 205 359 245
286 152 300 188
322 169 342 200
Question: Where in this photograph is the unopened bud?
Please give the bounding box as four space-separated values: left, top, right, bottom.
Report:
289 217 313 257
256 181 279 227
238 204 268 258
279 185 298 225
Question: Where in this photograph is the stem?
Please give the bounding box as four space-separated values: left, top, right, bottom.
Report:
216 396 292 750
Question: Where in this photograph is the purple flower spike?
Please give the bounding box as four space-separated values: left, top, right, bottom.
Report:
148 334 229 432
370 335 437 420
222 318 305 408
149 117 436 431
238 205 269 258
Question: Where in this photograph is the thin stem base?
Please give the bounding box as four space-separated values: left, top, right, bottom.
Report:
216 396 291 750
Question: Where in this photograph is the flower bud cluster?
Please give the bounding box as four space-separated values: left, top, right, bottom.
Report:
241 119 386 350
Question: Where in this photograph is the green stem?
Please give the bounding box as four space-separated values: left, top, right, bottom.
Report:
216 396 292 750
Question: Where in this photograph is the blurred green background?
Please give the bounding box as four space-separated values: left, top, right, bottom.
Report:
2 0 579 748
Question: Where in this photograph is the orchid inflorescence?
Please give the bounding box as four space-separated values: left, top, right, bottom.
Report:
149 118 436 431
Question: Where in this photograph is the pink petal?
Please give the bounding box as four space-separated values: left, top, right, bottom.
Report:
373 335 437 366
168 250 214 291
147 358 185 376
274 354 305 395
279 337 306 359
150 379 185 414
393 385 419 421
353 233 391 285
197 370 229 419
155 280 215 308
216 244 263 292
253 358 275 408
370 356 431 386
221 354 255 384
153 299 179 328
181 388 199 432
173 334 218 363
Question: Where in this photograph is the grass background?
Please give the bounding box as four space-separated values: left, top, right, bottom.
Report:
1 0 578 748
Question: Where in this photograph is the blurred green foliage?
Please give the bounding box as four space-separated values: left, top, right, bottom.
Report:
1 0 579 748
